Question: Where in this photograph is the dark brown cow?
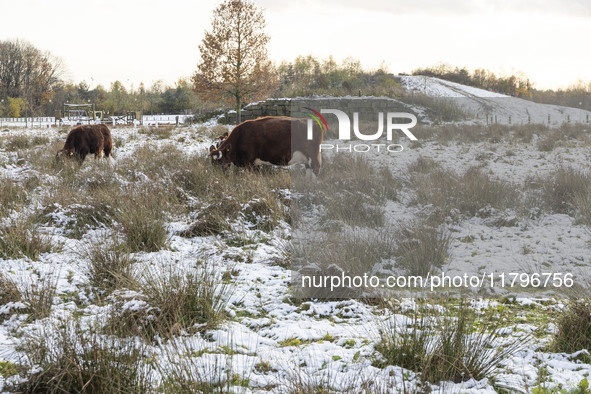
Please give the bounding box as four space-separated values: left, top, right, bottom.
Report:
56 124 113 163
209 116 324 175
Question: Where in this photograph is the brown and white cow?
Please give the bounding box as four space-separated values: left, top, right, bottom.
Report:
56 124 113 163
209 116 324 175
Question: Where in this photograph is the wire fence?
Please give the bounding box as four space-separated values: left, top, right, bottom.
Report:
0 117 56 127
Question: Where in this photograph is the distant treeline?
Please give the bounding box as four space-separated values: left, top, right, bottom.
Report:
1 39 590 117
531 81 591 112
1 75 213 119
273 55 404 98
0 39 210 118
411 63 591 111
411 64 534 98
55 79 205 117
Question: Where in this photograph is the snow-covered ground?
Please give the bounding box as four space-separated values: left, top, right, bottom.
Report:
0 97 590 392
344 135 591 297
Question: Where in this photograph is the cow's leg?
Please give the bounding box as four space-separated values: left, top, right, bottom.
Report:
95 148 103 160
310 150 322 176
102 144 114 166
103 145 112 159
288 151 308 166
77 150 89 165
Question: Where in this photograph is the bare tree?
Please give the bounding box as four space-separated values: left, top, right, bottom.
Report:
192 0 278 123
0 39 64 116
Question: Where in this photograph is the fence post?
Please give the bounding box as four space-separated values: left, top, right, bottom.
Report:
548 114 551 124
509 115 511 125
567 115 570 123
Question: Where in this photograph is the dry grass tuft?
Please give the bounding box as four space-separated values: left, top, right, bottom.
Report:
538 166 591 215
0 175 27 217
15 318 153 393
107 263 231 339
138 125 174 140
552 300 591 354
0 219 54 260
375 301 525 385
116 190 170 253
394 220 452 277
411 162 517 221
84 237 138 294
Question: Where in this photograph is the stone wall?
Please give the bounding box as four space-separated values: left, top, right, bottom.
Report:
219 99 291 124
218 97 414 125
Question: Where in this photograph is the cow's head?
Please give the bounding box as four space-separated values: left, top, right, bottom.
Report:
209 143 233 167
55 148 76 160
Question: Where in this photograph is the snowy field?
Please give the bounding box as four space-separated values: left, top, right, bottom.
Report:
0 92 591 392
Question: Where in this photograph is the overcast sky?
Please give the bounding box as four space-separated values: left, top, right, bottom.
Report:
2 0 590 90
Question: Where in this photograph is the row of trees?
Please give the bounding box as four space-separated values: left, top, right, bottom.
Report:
55 79 202 117
274 55 402 98
411 63 591 111
531 79 591 111
0 37 210 118
0 70 205 118
411 63 534 98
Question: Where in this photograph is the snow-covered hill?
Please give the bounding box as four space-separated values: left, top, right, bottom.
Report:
400 75 591 126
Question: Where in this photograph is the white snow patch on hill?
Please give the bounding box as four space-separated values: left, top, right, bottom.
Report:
400 75 506 98
400 75 591 126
